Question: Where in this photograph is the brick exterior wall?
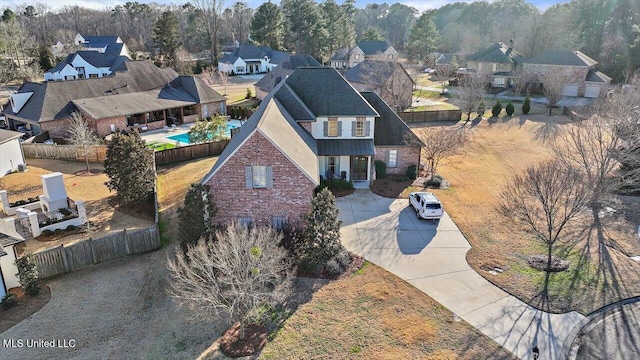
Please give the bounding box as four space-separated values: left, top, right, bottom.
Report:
145 120 166 131
299 121 313 135
523 64 590 96
93 116 127 137
207 131 316 226
40 119 72 139
468 61 513 73
374 145 421 175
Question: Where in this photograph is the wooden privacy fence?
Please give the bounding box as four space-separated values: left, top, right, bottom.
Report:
154 140 229 165
33 226 160 279
400 109 462 123
22 144 108 162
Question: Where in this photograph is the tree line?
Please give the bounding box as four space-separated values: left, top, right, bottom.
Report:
1 0 639 82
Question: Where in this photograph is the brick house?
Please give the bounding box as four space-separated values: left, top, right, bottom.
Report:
522 50 611 98
465 41 523 88
201 67 423 226
2 60 226 139
329 41 399 69
344 61 415 111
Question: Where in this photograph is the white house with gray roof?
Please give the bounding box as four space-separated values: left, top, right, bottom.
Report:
202 67 423 226
0 129 25 178
218 44 290 75
44 51 129 82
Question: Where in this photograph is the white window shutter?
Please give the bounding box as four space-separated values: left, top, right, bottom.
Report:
245 166 253 188
266 166 273 188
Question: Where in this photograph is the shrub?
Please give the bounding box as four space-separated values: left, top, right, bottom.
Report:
374 160 387 179
492 100 502 117
245 88 252 99
278 222 306 260
54 229 64 235
405 165 418 180
316 179 354 193
15 253 39 296
505 101 515 116
41 229 53 236
323 258 343 276
301 188 345 271
1 293 17 310
66 225 76 231
476 102 485 118
522 95 531 114
425 174 443 188
335 250 352 270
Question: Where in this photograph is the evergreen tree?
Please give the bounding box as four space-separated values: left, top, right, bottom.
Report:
177 183 217 253
492 100 503 117
360 27 383 41
301 188 344 269
37 46 53 71
522 95 531 114
506 101 515 116
104 132 155 204
250 2 285 50
407 11 439 60
15 253 39 296
282 0 328 59
152 11 181 67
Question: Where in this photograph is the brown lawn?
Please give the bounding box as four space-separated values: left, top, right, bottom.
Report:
1 159 153 253
410 109 640 313
156 156 218 240
260 263 515 360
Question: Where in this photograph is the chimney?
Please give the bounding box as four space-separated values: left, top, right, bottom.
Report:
509 39 514 49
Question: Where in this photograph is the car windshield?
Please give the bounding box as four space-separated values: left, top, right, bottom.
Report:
425 204 441 209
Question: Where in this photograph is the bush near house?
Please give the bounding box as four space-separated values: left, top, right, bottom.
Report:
1 293 17 310
492 100 503 117
522 95 531 114
406 164 418 180
506 102 515 116
374 160 387 179
16 253 40 296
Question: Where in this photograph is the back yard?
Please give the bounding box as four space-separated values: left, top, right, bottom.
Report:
409 109 640 314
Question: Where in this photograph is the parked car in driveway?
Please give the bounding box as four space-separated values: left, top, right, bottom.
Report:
409 192 443 220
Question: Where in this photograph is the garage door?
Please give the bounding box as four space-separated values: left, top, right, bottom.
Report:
562 84 579 97
584 85 601 98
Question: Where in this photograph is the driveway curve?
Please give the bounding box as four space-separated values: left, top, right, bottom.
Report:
337 190 585 360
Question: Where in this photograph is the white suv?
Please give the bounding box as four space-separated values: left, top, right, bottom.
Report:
409 192 443 220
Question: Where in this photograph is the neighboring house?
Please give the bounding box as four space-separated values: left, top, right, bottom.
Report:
74 34 131 58
0 234 23 299
466 41 523 88
344 61 415 111
434 53 466 73
254 54 321 100
0 129 26 177
51 41 65 56
201 67 423 226
522 50 612 98
44 51 129 81
329 41 398 69
3 60 226 138
218 44 290 75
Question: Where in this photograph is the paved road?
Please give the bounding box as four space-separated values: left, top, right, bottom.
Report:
337 190 585 360
574 302 640 360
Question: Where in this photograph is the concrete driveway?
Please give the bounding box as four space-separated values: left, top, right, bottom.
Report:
337 190 585 360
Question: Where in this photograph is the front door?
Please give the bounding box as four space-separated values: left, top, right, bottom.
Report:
350 156 368 181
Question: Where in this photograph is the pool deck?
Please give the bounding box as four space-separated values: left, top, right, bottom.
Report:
140 120 242 146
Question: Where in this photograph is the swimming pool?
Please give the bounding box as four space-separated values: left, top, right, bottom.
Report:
167 123 240 144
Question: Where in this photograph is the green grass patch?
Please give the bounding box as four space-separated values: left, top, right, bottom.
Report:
146 141 176 151
413 89 441 98
407 103 459 111
157 215 171 247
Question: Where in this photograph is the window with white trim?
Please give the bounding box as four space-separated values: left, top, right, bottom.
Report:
388 150 398 168
355 118 365 137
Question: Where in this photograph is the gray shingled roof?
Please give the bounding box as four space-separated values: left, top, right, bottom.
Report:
0 129 24 144
361 92 424 147
254 55 321 94
220 44 274 63
273 84 315 121
524 50 598 67
45 51 129 73
4 61 223 123
330 48 350 61
201 83 318 185
344 61 414 87
0 233 24 249
317 139 375 155
585 69 612 83
358 41 391 55
282 67 379 117
468 42 523 64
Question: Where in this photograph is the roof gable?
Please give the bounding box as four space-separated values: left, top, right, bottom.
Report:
468 42 522 64
344 61 412 87
361 91 424 147
357 41 392 55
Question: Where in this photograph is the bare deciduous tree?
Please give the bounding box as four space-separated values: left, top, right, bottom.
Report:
167 222 292 340
194 0 226 63
67 111 99 173
218 69 229 95
433 55 458 95
451 71 488 121
554 88 640 219
413 127 467 175
498 160 589 273
539 67 572 115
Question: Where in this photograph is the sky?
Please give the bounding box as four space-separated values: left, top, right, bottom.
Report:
0 0 569 13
